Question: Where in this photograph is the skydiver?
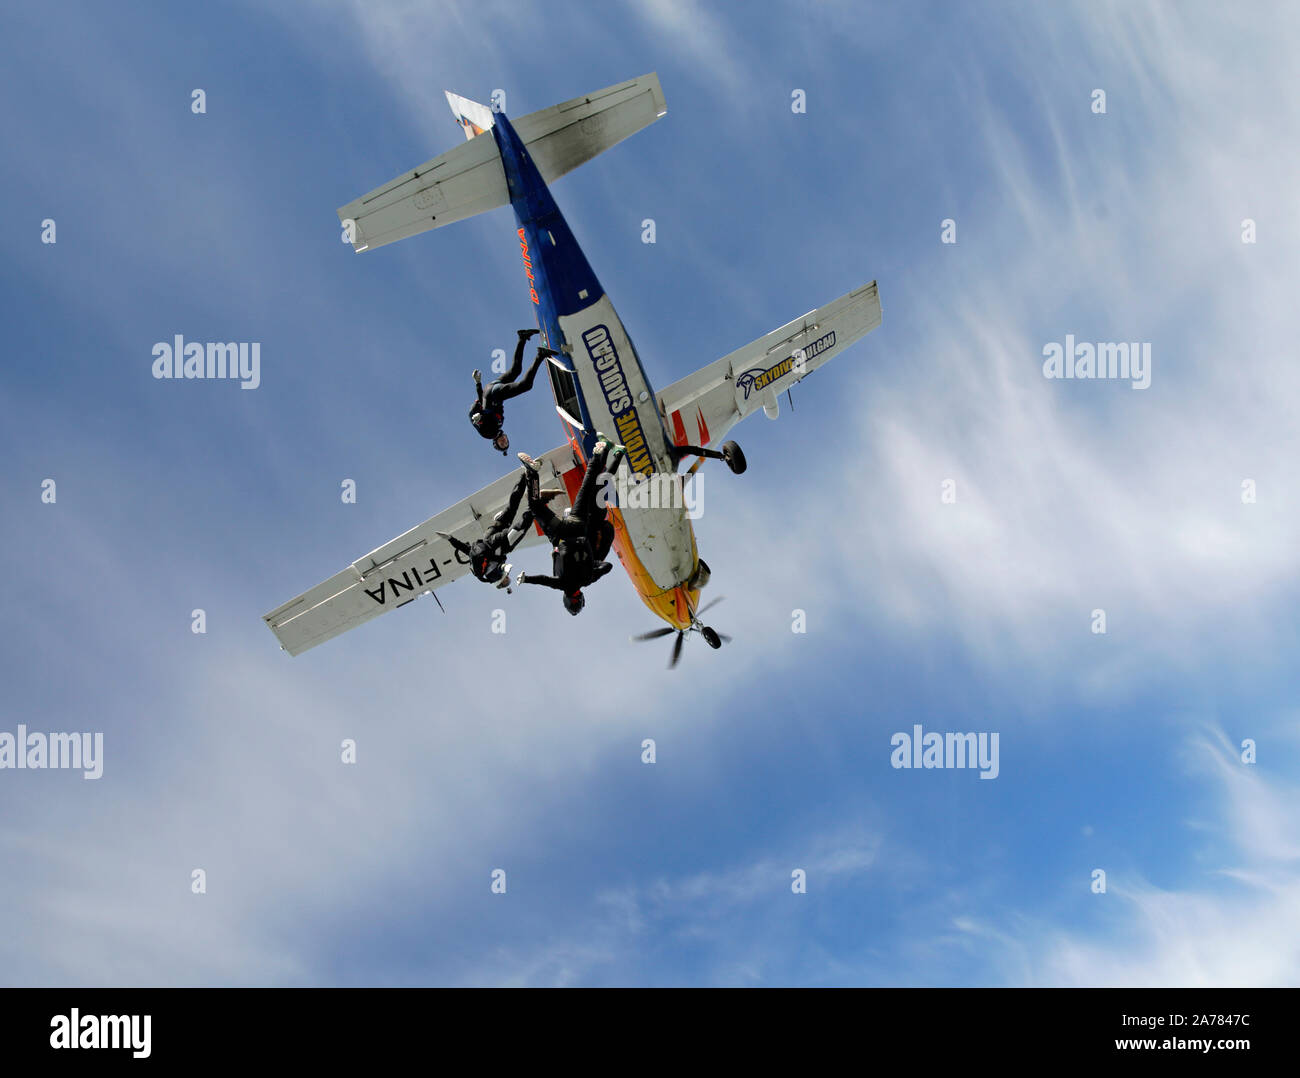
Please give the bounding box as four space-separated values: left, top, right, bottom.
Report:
436 469 535 591
470 328 558 454
515 436 624 615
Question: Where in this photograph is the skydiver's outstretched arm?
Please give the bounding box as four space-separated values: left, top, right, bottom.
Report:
470 371 486 417
444 534 473 558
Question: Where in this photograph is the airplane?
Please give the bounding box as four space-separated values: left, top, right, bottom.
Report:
263 73 882 667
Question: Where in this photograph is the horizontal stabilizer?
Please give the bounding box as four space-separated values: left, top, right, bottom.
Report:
338 73 666 253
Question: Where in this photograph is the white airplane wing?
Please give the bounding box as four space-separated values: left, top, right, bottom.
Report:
655 281 882 448
263 447 579 657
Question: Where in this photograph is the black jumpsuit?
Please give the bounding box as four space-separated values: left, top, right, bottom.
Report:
444 472 533 583
522 442 617 593
470 336 545 440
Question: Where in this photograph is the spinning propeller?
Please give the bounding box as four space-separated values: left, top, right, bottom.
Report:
631 596 731 668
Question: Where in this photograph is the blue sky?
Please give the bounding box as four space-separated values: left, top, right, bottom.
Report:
2 0 1298 986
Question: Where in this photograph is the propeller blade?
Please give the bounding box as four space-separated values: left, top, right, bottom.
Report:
632 627 676 642
696 596 726 616
669 632 685 668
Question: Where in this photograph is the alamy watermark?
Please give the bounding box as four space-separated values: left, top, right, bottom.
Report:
1042 335 1150 389
0 725 103 779
50 1009 150 1058
890 723 999 779
596 471 703 518
151 335 261 389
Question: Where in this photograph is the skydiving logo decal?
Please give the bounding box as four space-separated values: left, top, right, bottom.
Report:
736 330 836 400
582 324 652 475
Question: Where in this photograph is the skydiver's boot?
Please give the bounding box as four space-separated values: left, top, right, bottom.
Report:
536 346 560 361
517 328 540 341
593 433 626 471
518 452 542 472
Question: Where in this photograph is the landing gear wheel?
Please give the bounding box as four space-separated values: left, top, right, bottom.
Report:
721 440 746 475
702 626 722 649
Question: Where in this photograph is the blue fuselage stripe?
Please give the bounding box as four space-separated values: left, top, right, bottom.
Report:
492 113 605 441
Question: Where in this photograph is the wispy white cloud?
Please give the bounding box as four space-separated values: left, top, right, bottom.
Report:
464 825 881 986
830 2 1300 686
994 727 1300 986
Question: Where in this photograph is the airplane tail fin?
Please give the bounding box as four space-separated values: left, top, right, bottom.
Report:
445 91 495 140
338 73 666 253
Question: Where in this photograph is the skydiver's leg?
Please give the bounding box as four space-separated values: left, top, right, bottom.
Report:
506 509 534 550
500 334 528 384
504 472 537 550
528 497 562 539
487 380 521 406
540 514 586 544
515 352 545 393
571 443 612 523
482 381 505 410
479 333 529 411
517 572 564 590
488 360 542 406
486 482 529 549
517 462 542 505
495 472 529 529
